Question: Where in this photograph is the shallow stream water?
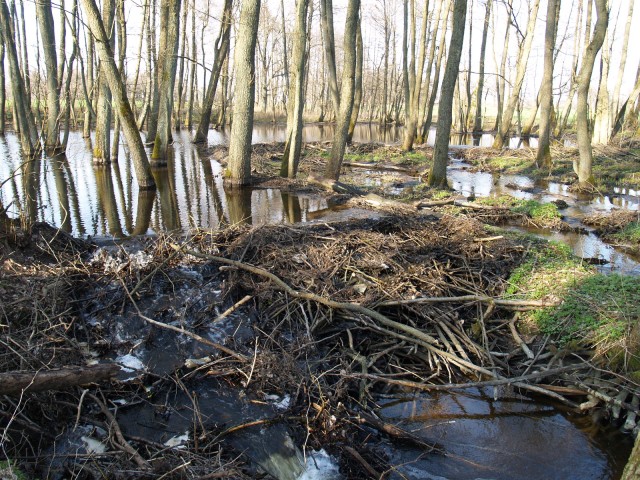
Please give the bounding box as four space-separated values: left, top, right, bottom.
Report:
1 126 638 478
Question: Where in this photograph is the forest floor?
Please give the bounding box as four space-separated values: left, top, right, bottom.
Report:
2 139 640 478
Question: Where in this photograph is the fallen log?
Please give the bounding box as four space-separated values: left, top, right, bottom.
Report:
0 364 119 395
307 174 366 195
343 161 417 174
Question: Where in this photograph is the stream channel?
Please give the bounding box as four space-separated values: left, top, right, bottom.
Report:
1 125 638 479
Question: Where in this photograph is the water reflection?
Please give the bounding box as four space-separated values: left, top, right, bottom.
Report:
379 389 631 480
0 131 338 237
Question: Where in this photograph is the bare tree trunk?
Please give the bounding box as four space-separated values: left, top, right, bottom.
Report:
380 0 390 124
492 0 541 149
193 0 232 144
420 0 450 143
0 43 5 136
593 28 611 145
61 0 79 148
174 0 188 130
281 0 310 178
320 0 340 117
151 0 181 161
402 0 430 151
111 0 126 161
473 0 492 133
611 69 640 141
132 0 148 120
428 0 467 188
280 0 290 94
575 0 608 187
536 0 559 169
186 0 196 128
83 30 95 138
93 0 115 163
0 0 39 155
347 17 363 143
36 0 61 149
323 0 361 181
225 0 261 186
494 6 511 132
80 0 155 189
611 0 634 121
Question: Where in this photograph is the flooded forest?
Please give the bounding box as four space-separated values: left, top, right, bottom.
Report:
2 0 640 478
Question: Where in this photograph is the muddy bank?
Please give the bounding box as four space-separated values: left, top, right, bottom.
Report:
1 212 639 478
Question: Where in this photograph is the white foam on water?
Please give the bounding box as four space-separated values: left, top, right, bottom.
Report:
298 449 341 480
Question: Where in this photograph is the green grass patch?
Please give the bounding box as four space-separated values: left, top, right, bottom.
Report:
612 221 640 244
511 200 561 221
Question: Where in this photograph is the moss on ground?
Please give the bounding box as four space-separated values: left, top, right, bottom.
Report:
511 200 561 221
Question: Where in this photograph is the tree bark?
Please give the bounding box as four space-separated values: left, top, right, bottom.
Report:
93 0 115 163
0 364 119 396
320 0 340 117
36 0 61 150
83 30 95 138
280 0 310 178
535 0 559 169
575 0 608 187
323 0 361 180
80 0 156 189
225 0 261 186
193 0 233 144
0 43 5 136
428 0 467 188
611 0 634 121
151 0 182 161
347 17 363 144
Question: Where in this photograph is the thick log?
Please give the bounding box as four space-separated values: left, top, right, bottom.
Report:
0 364 119 395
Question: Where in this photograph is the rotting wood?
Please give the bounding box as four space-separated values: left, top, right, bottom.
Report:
0 364 119 395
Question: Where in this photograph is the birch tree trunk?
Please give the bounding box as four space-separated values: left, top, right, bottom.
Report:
36 0 61 150
324 0 361 180
225 0 261 186
575 0 608 188
280 0 310 178
536 0 559 169
428 0 467 188
193 0 233 144
492 0 541 149
80 0 155 189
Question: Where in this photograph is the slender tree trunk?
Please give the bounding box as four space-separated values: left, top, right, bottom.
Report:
280 0 290 94
347 17 363 144
83 30 95 138
575 0 608 187
151 0 181 161
420 0 450 143
174 0 188 130
193 0 233 144
320 0 340 117
492 0 541 149
132 0 148 120
0 43 5 136
186 0 196 128
0 0 39 155
281 0 310 178
324 0 361 180
381 0 390 124
225 0 261 186
495 7 511 132
473 0 492 133
428 0 467 187
402 0 430 151
593 29 611 145
36 0 61 149
611 69 640 141
62 0 79 148
80 0 155 189
111 0 126 161
536 0 559 169
611 0 634 122
93 0 115 163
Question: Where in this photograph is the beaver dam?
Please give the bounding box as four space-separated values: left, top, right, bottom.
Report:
1 208 639 479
